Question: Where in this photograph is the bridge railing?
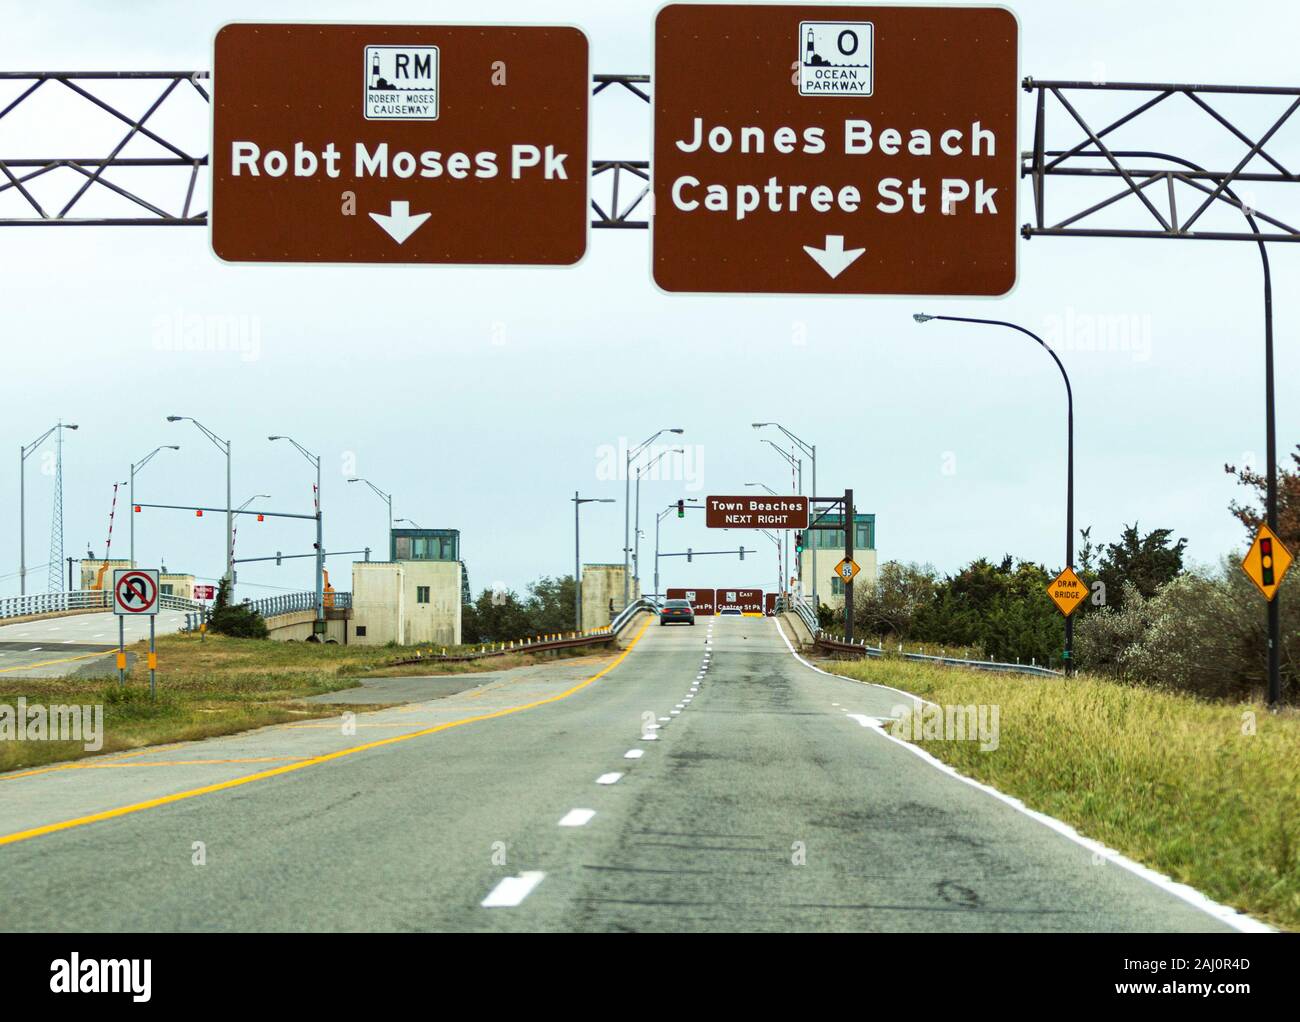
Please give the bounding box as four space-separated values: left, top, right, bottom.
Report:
0 590 107 619
182 591 352 632
0 589 201 622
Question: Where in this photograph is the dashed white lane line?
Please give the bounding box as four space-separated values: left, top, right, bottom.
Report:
624 749 645 759
558 809 596 827
596 772 624 784
640 733 659 741
658 716 670 722
670 710 681 715
481 871 546 908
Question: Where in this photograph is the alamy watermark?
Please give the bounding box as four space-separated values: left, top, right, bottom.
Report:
595 438 705 492
1042 306 1152 362
0 699 104 751
151 309 261 362
890 702 1000 752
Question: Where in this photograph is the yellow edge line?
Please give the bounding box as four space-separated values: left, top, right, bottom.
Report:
0 616 652 849
0 649 113 674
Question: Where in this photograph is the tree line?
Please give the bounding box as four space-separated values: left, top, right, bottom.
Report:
838 444 1298 702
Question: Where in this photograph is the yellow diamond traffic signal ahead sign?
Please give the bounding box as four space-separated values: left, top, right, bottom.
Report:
1047 567 1086 617
835 558 860 583
1242 524 1292 601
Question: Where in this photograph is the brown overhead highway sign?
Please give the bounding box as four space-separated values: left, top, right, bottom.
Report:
706 495 809 529
211 23 589 265
652 4 1019 295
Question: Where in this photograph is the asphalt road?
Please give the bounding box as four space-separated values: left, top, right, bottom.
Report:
0 610 188 679
0 615 1258 932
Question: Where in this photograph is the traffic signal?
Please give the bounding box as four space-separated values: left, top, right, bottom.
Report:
275 551 282 566
795 531 804 554
739 546 745 561
1260 537 1275 587
687 548 693 563
677 499 685 518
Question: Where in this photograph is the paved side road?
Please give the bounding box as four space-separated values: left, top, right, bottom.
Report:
0 611 189 679
0 616 1260 932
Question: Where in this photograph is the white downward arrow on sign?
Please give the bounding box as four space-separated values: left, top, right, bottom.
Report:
369 201 431 245
803 234 865 279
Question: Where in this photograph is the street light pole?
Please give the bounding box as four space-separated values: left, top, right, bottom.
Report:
19 421 78 595
655 498 699 601
573 492 615 629
167 416 233 590
915 313 1076 673
747 482 789 599
634 447 683 596
271 436 324 631
624 427 685 608
348 477 394 556
755 422 817 611
129 445 180 568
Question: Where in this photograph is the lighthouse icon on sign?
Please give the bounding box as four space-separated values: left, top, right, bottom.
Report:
369 50 381 89
799 21 874 97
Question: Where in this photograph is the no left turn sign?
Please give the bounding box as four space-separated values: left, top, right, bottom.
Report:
113 569 161 616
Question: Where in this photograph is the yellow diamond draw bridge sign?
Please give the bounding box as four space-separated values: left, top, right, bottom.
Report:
1046 567 1086 617
835 558 860 583
1242 524 1292 601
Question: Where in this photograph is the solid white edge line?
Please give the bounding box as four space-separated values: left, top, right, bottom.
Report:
481 870 546 908
770 617 1274 934
558 809 596 827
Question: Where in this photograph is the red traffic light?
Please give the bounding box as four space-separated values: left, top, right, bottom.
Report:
133 505 141 513
196 509 204 517
257 513 265 522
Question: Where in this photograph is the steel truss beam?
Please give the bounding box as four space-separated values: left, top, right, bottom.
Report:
0 70 652 229
1022 78 1300 241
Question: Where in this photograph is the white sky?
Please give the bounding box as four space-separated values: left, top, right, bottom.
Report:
1 0 1297 601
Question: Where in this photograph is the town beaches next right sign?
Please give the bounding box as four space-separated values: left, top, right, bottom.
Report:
652 4 1019 296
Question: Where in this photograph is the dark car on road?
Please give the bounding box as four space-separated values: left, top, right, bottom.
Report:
659 599 696 625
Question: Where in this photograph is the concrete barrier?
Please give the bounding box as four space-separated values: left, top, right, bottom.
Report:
779 610 815 647
264 610 349 643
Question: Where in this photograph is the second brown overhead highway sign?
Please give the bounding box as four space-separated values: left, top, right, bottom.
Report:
652 4 1019 296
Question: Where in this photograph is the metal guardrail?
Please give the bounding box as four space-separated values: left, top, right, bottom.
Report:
814 631 1063 678
387 627 617 664
183 591 352 631
0 589 200 621
609 596 660 635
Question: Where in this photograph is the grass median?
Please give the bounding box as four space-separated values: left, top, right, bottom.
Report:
821 655 1300 932
0 631 614 773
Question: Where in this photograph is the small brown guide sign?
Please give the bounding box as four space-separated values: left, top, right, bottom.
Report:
652 4 1019 295
706 495 809 529
211 23 589 264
